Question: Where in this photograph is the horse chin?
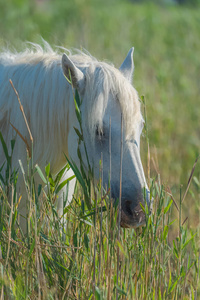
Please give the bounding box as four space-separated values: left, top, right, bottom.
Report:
120 220 146 229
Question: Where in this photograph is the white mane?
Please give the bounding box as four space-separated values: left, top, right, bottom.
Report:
0 42 141 166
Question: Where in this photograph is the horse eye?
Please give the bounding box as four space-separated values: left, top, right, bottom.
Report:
95 126 105 139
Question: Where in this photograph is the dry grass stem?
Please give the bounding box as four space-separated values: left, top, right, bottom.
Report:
9 79 33 157
182 156 199 203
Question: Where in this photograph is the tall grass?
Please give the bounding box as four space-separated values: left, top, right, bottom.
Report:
0 151 199 299
0 90 199 299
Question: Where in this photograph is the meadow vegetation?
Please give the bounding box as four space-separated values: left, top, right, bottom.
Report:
0 0 200 299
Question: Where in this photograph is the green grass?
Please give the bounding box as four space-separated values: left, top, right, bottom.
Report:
0 137 200 299
0 0 200 298
0 0 200 199
0 83 200 299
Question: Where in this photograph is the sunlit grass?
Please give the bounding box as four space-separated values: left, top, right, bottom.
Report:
0 155 199 299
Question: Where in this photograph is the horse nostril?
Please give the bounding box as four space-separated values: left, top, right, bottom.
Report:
125 200 133 216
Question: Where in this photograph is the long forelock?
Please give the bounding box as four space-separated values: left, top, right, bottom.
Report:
82 62 141 142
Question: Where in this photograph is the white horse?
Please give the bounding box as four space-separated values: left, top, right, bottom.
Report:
0 42 150 231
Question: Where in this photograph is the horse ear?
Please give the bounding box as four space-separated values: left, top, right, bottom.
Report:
119 47 134 82
62 53 85 93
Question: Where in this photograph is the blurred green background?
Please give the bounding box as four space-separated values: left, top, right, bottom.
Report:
0 0 200 223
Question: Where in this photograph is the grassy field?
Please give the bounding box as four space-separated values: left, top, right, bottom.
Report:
1 0 200 195
0 0 200 299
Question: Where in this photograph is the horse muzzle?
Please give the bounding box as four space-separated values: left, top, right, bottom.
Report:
120 201 146 228
120 188 152 228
